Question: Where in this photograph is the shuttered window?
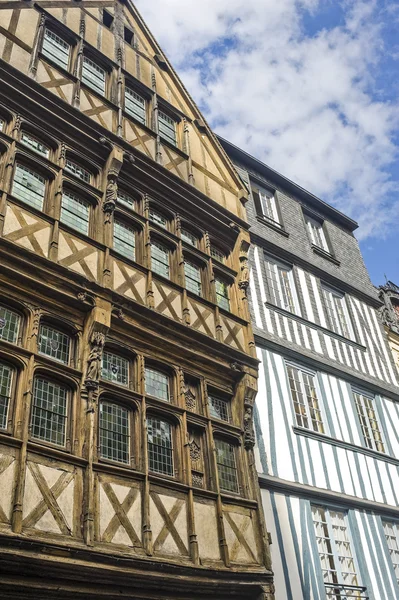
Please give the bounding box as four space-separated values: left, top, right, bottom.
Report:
382 521 399 585
125 88 146 125
147 417 173 476
184 260 202 296
286 364 324 433
215 439 239 493
353 390 384 453
322 285 353 339
21 132 49 158
215 278 230 311
114 220 135 261
151 241 169 278
82 56 106 95
38 324 71 365
264 255 300 314
0 362 12 430
0 305 20 344
30 377 68 447
12 164 45 211
42 29 70 70
312 506 365 599
306 215 329 252
61 191 90 235
158 111 177 146
99 401 130 464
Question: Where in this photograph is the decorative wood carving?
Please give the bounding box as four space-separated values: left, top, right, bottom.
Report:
85 331 106 387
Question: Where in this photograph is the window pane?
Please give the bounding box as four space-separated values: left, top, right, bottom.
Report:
215 278 230 311
265 257 297 313
383 521 399 585
215 439 239 493
147 417 173 475
99 401 130 464
31 377 68 446
12 164 45 211
61 191 90 235
306 216 329 251
65 159 91 183
184 261 202 296
151 242 169 278
42 29 70 70
0 305 20 344
0 362 12 430
125 88 146 125
322 287 351 338
101 351 129 386
210 246 225 263
82 56 105 95
208 394 230 422
259 191 280 225
114 220 135 261
21 132 50 158
145 367 169 401
149 209 167 228
287 365 324 433
158 111 177 146
118 191 134 209
38 324 70 365
353 391 384 453
181 228 197 247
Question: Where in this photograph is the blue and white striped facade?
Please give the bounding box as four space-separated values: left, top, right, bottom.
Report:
219 138 399 600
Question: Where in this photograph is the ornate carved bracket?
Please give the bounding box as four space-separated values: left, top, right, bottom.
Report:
378 284 399 334
238 241 250 296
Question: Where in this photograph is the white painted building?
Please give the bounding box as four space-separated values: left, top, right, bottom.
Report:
220 138 399 600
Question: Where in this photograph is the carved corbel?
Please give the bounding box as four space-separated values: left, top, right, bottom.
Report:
77 290 95 305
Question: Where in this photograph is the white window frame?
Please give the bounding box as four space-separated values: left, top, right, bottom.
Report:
382 520 399 586
322 285 354 339
264 255 301 315
258 188 280 226
42 28 70 71
285 362 325 433
352 388 385 453
306 215 329 252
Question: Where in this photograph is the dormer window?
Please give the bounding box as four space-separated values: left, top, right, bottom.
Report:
42 29 70 71
158 111 177 147
82 56 106 95
21 132 50 158
252 185 282 228
65 159 91 184
125 87 146 125
305 215 329 253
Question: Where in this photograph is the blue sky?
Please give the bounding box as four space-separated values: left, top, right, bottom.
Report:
136 0 399 286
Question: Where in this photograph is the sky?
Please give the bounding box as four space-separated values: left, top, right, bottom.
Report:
135 0 399 286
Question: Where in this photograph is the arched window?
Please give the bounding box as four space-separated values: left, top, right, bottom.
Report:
30 376 69 447
147 416 173 476
12 163 46 211
0 360 13 430
101 349 129 386
99 400 130 464
0 303 21 344
38 322 71 365
145 366 169 401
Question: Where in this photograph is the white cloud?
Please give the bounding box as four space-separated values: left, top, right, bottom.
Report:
135 0 399 239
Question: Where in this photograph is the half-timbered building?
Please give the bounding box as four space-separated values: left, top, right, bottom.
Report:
0 2 273 598
220 138 399 600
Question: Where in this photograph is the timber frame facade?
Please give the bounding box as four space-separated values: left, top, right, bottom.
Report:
0 2 273 599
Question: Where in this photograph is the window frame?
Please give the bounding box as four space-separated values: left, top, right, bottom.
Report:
146 414 175 477
98 398 133 466
60 188 91 236
11 162 47 212
144 365 170 402
149 207 169 230
321 284 355 340
41 27 71 72
0 302 22 345
214 274 231 312
180 227 199 248
37 321 72 366
352 388 385 453
158 109 178 147
113 217 137 263
210 244 226 264
150 238 171 280
285 362 325 433
0 358 15 432
101 348 130 388
305 214 330 253
264 254 301 315
81 54 107 97
29 375 71 449
184 256 203 298
207 392 231 423
214 437 240 495
20 131 50 159
124 85 147 126
64 158 92 185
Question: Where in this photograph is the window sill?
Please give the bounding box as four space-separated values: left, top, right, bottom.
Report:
265 302 366 351
255 215 289 237
312 244 341 266
293 426 398 466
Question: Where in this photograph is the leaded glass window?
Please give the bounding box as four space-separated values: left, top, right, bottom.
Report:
312 506 362 598
181 228 197 247
65 159 91 183
145 367 169 401
158 111 177 146
0 305 20 344
208 394 230 422
99 401 130 464
0 362 12 430
82 56 106 95
286 364 324 433
264 255 299 314
12 164 45 211
151 241 169 278
210 246 225 263
215 439 239 493
38 324 71 365
118 191 134 209
353 390 384 453
42 29 70 70
184 260 202 296
114 220 135 261
61 191 90 235
21 132 50 158
383 520 399 585
306 215 329 252
147 416 173 476
125 88 146 125
322 286 353 339
101 351 129 386
30 377 68 446
149 209 167 229
215 278 230 311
